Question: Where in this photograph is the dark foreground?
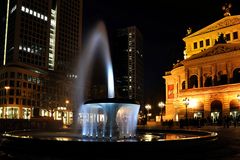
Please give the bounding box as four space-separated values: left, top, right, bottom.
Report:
0 126 239 160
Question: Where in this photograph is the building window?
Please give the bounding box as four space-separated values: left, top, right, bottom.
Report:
233 32 238 40
232 68 240 83
9 98 14 104
189 75 198 88
16 98 19 104
9 89 14 96
204 76 212 87
10 72 15 78
199 41 203 48
225 33 230 41
10 80 14 87
17 73 22 79
193 42 198 49
206 39 210 46
218 71 228 85
182 81 186 90
22 99 26 105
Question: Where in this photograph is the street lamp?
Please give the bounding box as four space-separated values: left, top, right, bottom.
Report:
145 104 151 121
4 86 10 118
158 102 165 123
65 100 69 108
237 94 240 102
64 100 70 124
183 97 190 123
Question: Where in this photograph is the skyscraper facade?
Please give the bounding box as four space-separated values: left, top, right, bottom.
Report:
112 26 144 108
0 0 83 124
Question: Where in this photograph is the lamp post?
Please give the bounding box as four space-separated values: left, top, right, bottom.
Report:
4 86 10 119
235 94 240 127
158 102 165 123
65 100 70 124
65 100 69 108
237 94 240 102
145 104 151 121
183 97 190 125
237 94 240 117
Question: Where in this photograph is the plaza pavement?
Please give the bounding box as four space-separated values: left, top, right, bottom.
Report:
138 123 240 160
196 125 240 160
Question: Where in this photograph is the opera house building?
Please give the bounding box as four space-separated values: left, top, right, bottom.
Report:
164 13 240 123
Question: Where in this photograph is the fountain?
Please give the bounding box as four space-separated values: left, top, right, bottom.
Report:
0 21 218 159
76 21 139 139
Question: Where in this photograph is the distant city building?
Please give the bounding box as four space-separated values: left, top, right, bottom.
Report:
0 0 83 124
164 7 240 122
112 26 144 108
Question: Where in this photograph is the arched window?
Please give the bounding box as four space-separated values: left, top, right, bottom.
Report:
218 71 227 85
211 100 222 123
204 76 212 87
189 75 198 89
230 99 240 119
211 100 222 112
230 99 240 111
182 81 186 90
232 68 240 83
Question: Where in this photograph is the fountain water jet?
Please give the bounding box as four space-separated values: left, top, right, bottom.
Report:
76 21 115 105
76 21 140 139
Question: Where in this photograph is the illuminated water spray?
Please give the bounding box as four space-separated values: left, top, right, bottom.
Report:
76 21 139 139
77 21 114 104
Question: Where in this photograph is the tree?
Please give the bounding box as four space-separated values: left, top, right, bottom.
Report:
40 94 58 118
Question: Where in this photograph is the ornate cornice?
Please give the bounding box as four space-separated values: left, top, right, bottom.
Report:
184 15 240 39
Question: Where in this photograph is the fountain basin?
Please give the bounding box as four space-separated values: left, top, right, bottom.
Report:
0 129 217 159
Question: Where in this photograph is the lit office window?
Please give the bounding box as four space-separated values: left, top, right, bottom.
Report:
21 6 25 12
21 6 48 22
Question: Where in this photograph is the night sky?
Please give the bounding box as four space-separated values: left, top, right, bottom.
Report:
83 0 240 108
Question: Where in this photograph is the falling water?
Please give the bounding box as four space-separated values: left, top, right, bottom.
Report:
76 21 115 107
76 21 139 139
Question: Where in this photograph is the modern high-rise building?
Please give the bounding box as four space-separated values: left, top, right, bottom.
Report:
112 26 144 108
0 0 83 124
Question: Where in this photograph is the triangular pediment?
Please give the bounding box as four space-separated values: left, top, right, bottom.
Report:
184 15 240 39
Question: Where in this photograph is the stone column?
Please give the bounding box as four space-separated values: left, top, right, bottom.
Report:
203 99 211 121
185 68 189 89
198 67 202 88
226 63 232 84
212 64 217 86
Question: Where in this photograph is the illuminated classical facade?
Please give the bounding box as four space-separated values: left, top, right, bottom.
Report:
164 10 240 122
